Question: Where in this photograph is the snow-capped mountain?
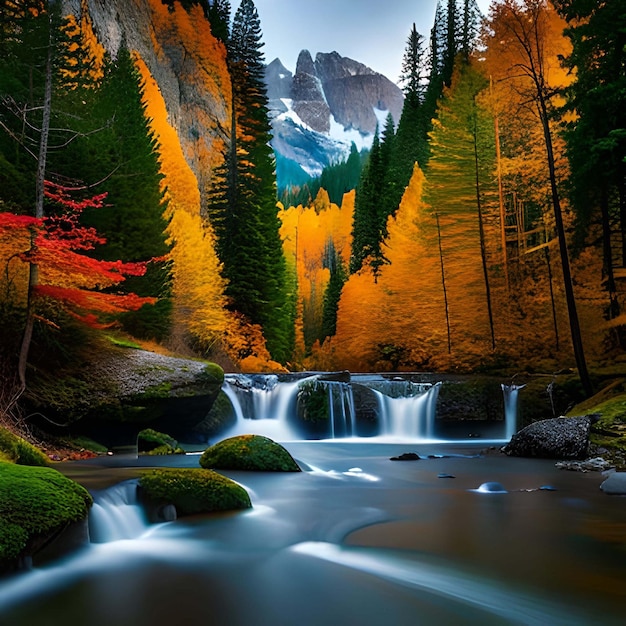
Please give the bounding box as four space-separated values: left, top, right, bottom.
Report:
265 51 404 187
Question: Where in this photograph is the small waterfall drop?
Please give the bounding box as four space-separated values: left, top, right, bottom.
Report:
502 384 525 440
322 381 356 438
221 374 303 440
89 480 149 543
375 382 441 439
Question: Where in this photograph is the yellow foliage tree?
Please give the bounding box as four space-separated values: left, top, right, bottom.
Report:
280 189 353 358
135 55 228 347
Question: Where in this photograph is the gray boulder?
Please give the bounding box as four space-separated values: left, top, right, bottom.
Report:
502 416 598 459
600 472 626 495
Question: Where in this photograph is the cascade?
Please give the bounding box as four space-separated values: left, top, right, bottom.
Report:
88 480 149 543
502 384 525 440
316 380 356 438
221 374 303 440
374 382 441 439
219 374 521 442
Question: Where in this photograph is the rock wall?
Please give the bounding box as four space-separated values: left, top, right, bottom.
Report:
61 0 231 204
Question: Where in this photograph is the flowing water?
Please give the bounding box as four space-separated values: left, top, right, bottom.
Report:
1 378 624 625
1 442 625 626
220 374 515 442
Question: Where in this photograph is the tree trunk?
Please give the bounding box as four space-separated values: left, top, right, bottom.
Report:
537 91 593 397
436 212 452 354
17 3 55 391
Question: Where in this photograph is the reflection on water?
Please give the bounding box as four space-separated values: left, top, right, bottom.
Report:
1 442 625 626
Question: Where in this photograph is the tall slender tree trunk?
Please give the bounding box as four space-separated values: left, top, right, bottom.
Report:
472 106 496 350
537 91 593 397
436 212 452 354
17 4 55 391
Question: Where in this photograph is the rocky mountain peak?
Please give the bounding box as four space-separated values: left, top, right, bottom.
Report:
265 49 404 184
295 49 317 77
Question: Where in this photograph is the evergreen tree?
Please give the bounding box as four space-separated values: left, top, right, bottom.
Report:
51 47 172 340
321 240 347 342
209 0 291 362
390 24 429 210
442 0 460 87
555 0 626 332
460 0 482 59
206 0 231 43
350 121 395 279
426 60 498 352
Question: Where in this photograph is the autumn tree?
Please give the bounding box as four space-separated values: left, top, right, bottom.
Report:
426 59 499 354
484 0 592 396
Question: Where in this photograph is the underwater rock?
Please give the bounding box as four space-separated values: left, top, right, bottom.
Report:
473 482 508 493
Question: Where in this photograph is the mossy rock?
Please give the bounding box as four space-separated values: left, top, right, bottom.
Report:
139 468 251 515
137 428 183 455
0 462 92 569
0 427 49 467
200 435 301 472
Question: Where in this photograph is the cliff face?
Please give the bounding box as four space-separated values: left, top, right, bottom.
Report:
62 0 231 204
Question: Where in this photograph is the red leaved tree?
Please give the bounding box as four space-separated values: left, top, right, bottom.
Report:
0 180 156 401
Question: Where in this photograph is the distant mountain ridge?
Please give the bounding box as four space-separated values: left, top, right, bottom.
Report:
264 50 404 188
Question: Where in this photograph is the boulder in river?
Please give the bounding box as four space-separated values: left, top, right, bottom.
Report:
502 416 598 460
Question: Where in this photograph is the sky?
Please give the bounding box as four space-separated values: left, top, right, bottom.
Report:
253 0 493 85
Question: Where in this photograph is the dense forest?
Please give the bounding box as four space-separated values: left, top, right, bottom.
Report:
1 0 625 429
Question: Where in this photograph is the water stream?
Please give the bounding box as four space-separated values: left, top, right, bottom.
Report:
0 442 624 625
220 374 519 442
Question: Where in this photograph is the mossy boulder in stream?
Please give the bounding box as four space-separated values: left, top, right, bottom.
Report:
200 435 301 472
139 468 251 516
0 462 92 574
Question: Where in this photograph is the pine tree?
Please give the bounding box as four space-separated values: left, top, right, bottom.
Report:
53 47 172 341
555 0 626 336
426 59 499 353
209 0 291 362
390 23 429 212
206 0 231 43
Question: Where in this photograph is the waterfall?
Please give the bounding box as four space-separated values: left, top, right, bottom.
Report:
375 382 441 440
502 384 525 440
221 374 303 440
323 381 356 438
89 480 149 543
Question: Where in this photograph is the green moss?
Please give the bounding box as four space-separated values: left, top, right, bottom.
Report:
106 335 142 349
297 380 330 423
0 427 49 466
0 462 92 566
198 362 225 385
569 385 626 464
139 467 251 515
200 435 301 472
137 428 184 455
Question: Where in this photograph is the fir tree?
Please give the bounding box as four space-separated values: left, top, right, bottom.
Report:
209 0 292 362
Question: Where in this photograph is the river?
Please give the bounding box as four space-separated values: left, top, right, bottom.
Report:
1 440 624 625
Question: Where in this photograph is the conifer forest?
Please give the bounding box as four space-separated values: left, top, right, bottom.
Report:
1 0 625 421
